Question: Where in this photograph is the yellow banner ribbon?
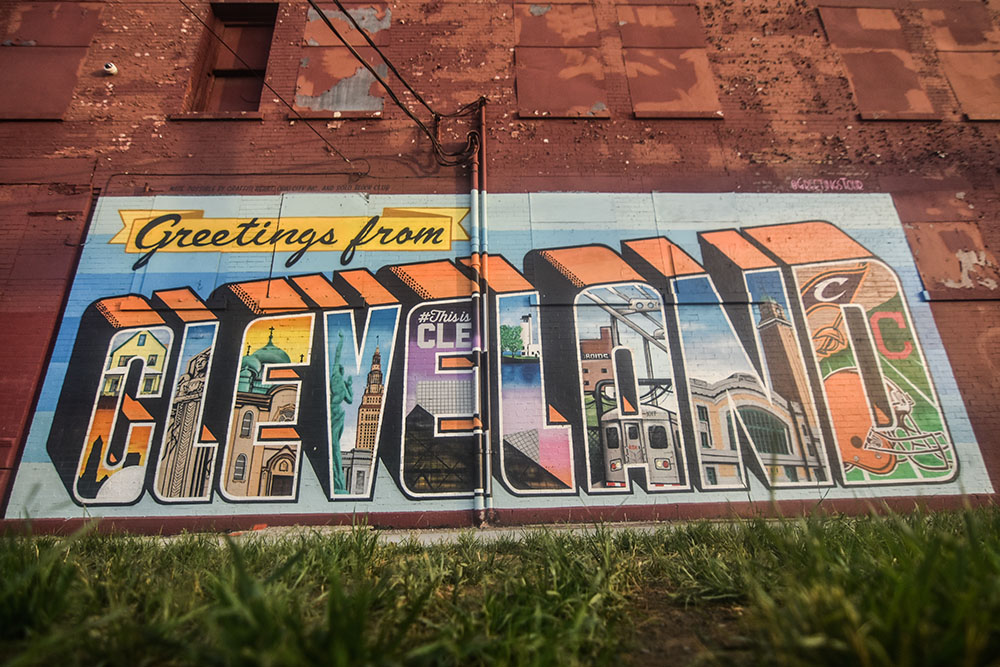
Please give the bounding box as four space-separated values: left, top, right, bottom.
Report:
111 207 470 269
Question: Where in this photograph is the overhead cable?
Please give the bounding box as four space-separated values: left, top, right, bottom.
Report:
324 0 479 121
304 0 483 167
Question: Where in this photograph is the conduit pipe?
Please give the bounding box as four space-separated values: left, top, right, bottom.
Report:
469 144 486 523
478 102 494 518
467 102 492 525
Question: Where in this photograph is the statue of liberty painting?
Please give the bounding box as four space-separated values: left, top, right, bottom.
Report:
329 332 354 494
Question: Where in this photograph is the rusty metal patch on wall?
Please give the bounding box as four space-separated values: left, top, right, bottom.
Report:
2 2 102 46
0 47 89 119
0 2 103 120
818 6 938 121
922 5 1000 52
514 3 599 47
303 2 391 47
938 51 1000 121
839 50 935 120
295 46 387 114
818 7 908 50
622 48 722 118
615 4 706 48
515 47 609 118
904 221 1000 299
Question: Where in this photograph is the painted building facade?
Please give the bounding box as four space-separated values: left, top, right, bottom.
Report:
1 0 998 529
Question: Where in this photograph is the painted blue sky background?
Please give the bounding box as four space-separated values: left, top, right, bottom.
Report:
674 275 758 385
177 324 216 372
326 307 399 453
498 293 538 340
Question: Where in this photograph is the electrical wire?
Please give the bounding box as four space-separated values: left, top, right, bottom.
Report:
323 0 479 121
304 0 483 166
305 0 479 165
175 0 370 176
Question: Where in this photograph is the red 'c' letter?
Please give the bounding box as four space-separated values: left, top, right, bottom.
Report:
870 311 913 360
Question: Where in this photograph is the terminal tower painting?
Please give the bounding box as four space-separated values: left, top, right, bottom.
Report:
340 345 385 496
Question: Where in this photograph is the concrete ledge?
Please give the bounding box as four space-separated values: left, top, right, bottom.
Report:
2 494 994 537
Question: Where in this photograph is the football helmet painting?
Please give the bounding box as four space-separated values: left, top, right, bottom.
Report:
824 369 952 476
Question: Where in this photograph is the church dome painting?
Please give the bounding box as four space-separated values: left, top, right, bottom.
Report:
238 327 292 394
240 352 262 375
253 337 291 365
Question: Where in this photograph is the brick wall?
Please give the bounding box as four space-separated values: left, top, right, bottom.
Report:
1 0 998 524
0 1 996 192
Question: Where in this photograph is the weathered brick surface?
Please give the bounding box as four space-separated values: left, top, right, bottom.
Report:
0 0 994 194
927 301 1000 481
1 0 999 511
0 185 89 498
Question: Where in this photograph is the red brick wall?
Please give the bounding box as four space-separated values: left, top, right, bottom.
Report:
1 0 998 516
0 0 995 193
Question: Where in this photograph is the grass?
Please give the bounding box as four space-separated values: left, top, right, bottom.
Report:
1 507 999 666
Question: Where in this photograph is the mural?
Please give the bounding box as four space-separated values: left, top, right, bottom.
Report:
4 193 988 519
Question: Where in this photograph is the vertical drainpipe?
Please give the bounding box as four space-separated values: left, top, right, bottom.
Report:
478 101 493 519
469 143 486 524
